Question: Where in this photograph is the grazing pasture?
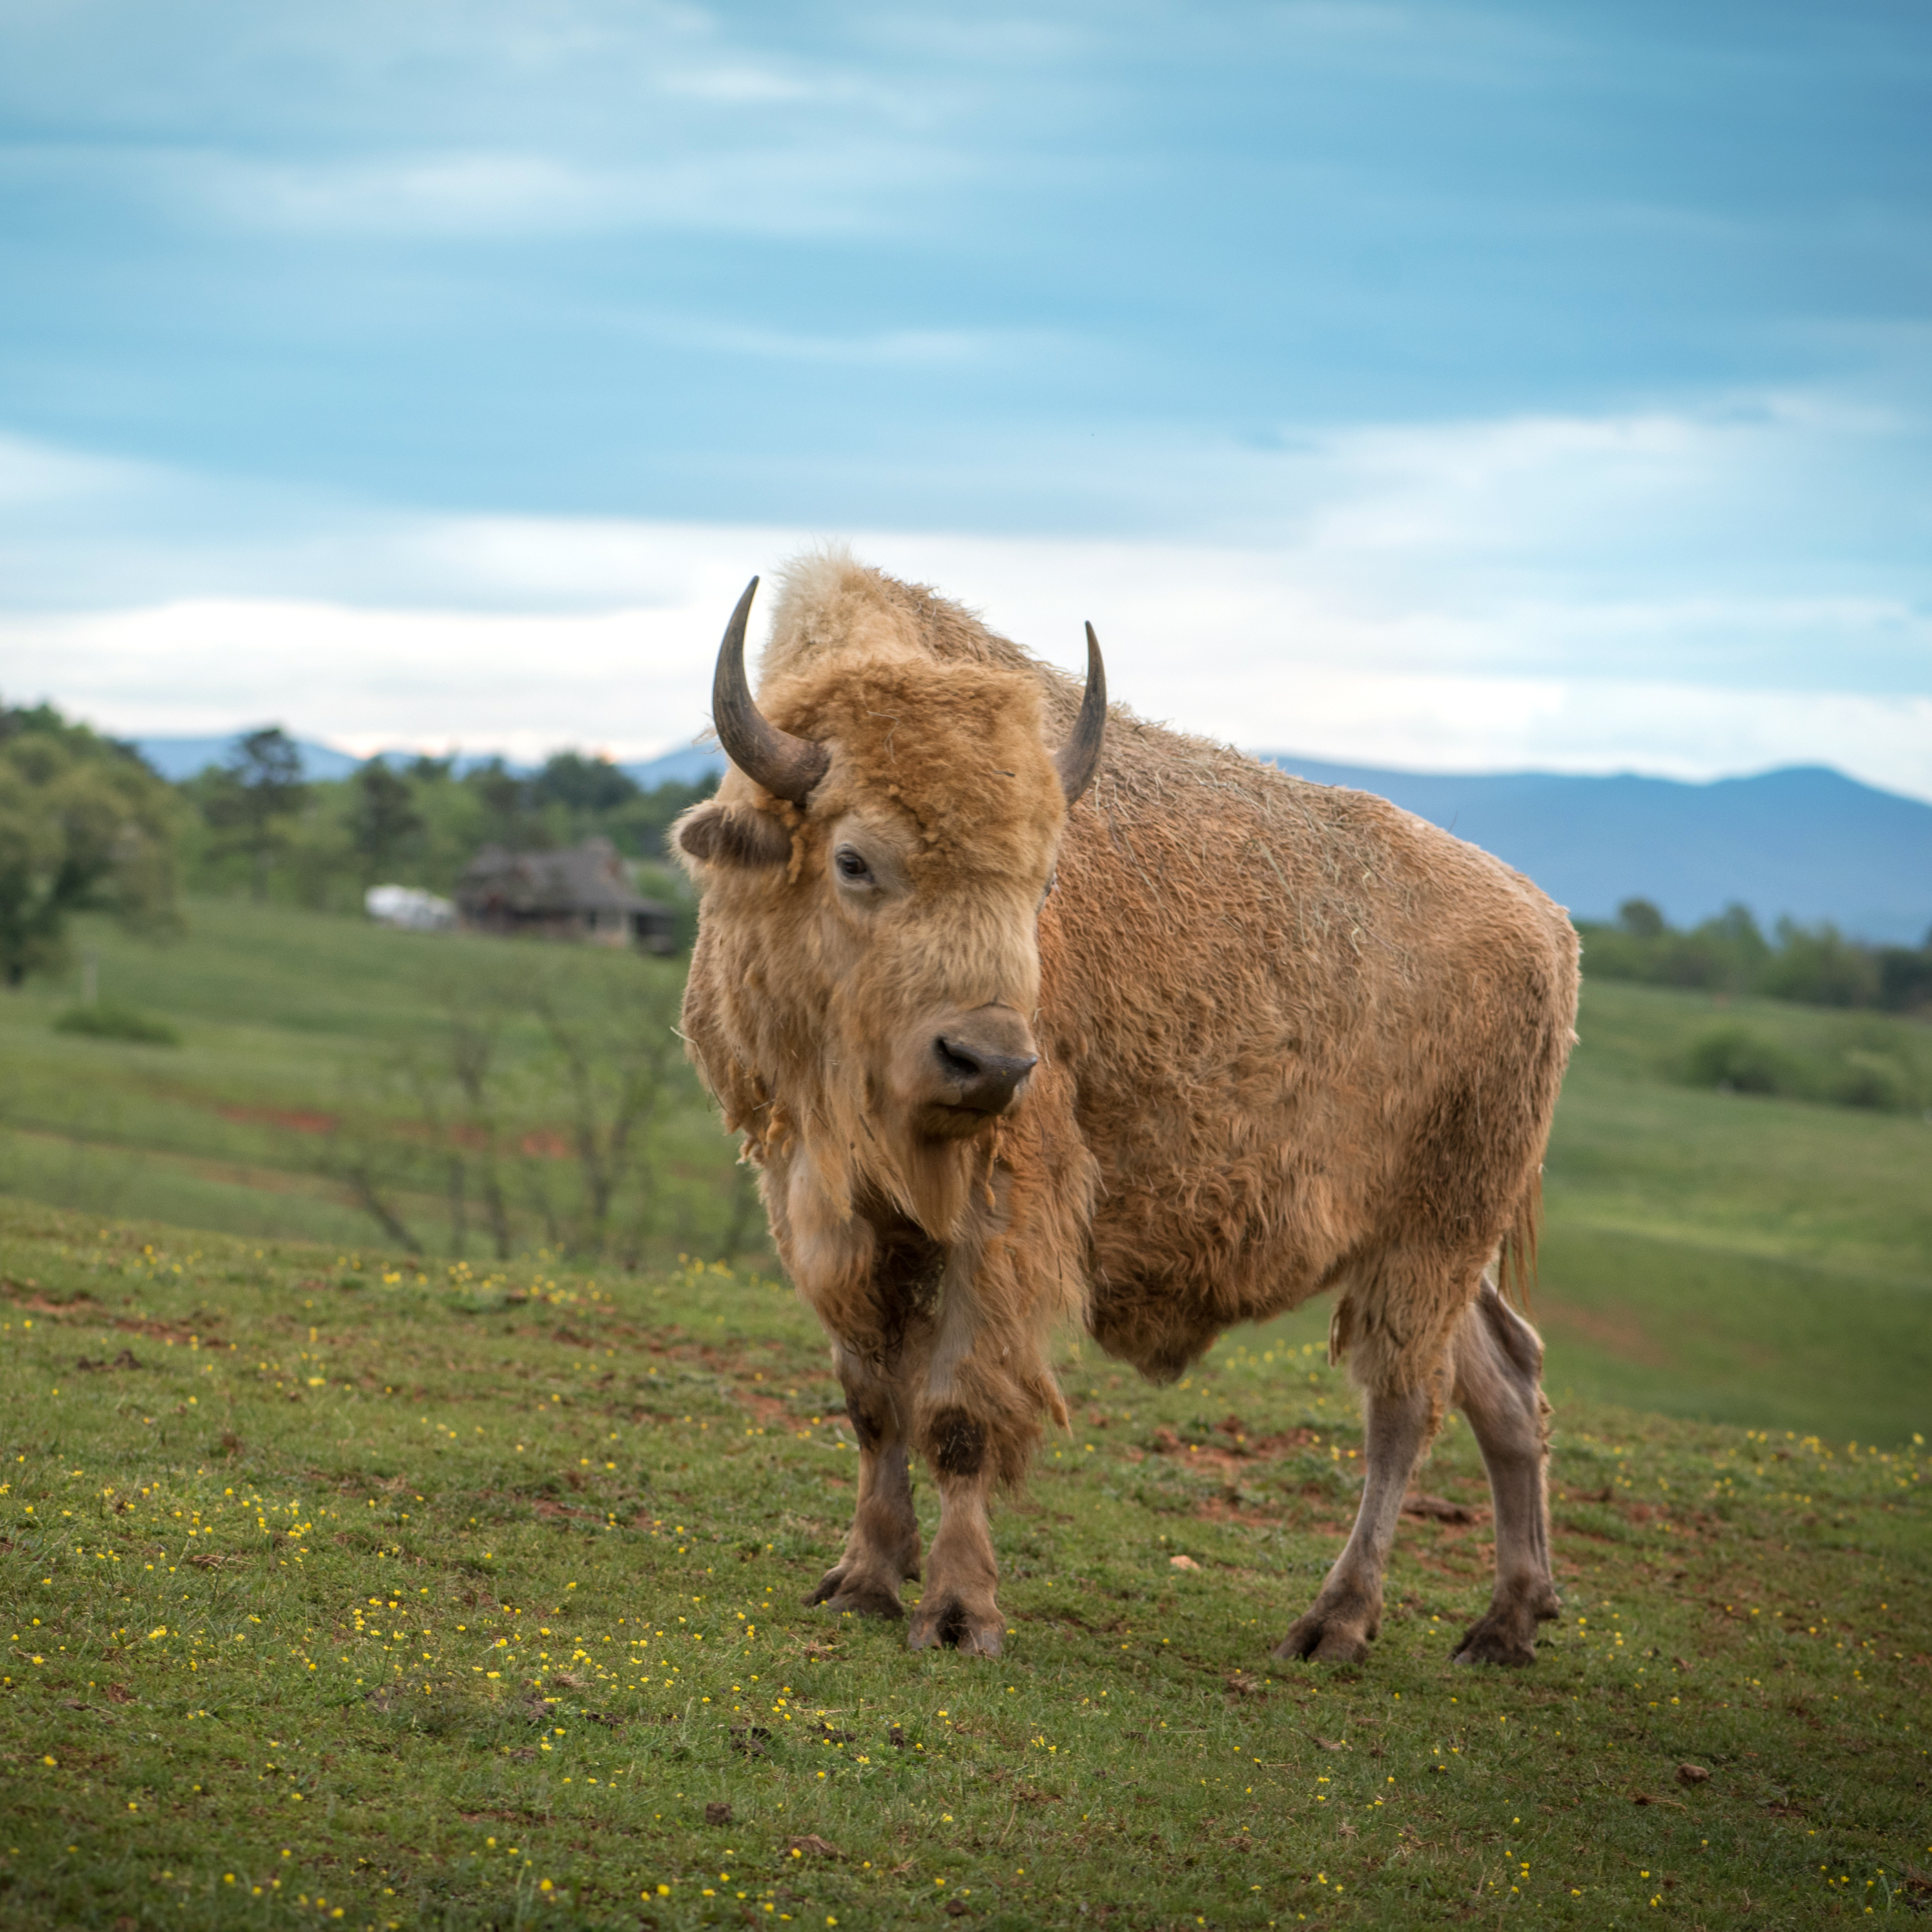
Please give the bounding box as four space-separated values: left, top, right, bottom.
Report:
0 900 753 1269
1 901 1925 1443
1 1202 1926 1929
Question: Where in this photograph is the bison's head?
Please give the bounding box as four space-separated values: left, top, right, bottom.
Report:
674 577 1104 1234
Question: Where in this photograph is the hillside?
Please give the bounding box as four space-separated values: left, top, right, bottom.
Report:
0 1207 1925 1931
0 899 748 1268
1 902 1927 1445
131 736 723 790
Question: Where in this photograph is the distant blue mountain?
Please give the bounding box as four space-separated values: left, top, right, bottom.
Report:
136 734 726 788
134 734 362 782
368 750 533 777
1261 757 1932 945
620 746 727 790
131 727 1929 943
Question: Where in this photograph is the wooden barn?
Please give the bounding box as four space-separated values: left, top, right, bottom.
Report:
456 838 678 953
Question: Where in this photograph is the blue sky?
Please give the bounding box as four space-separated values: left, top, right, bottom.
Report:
2 0 1929 791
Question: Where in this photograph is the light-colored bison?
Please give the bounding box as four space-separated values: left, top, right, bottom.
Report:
675 554 1579 1666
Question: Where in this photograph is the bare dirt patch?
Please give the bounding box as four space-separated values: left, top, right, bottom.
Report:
1150 1421 1322 1474
533 1499 604 1523
1 1284 218 1344
1537 1299 1671 1368
1402 1493 1486 1525
218 1104 339 1136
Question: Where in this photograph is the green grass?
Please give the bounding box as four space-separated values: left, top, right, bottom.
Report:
2 910 1927 1443
0 901 760 1267
1533 980 1931 1446
52 1005 183 1048
1 1201 1927 1931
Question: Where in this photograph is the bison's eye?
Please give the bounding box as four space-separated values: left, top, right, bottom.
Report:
833 845 874 885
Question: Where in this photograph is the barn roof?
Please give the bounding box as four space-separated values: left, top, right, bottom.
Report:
458 837 662 916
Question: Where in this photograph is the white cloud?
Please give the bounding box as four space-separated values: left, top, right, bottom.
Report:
205 152 607 236
0 596 722 765
0 432 154 508
3 382 1926 796
664 323 1014 366
658 63 825 104
163 144 921 239
1266 393 1926 616
6 538 1929 801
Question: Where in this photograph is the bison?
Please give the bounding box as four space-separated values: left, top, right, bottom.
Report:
675 553 1579 1667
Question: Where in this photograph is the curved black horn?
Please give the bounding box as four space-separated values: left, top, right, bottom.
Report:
711 577 830 805
1053 621 1107 804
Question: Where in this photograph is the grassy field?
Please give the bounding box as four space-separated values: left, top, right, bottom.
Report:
0 901 757 1268
3 900 1926 1446
1534 983 1931 1446
1 1201 1926 1931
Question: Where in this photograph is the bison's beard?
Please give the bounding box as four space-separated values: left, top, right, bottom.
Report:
759 1078 994 1371
768 1003 1014 1245
842 1091 990 1247
891 1127 994 1244
754 1058 994 1251
914 1099 1010 1142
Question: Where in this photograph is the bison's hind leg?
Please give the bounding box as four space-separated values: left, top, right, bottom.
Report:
1448 1277 1559 1667
1274 1374 1439 1666
804 1354 923 1621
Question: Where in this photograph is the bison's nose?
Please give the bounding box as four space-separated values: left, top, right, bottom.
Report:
934 1034 1039 1113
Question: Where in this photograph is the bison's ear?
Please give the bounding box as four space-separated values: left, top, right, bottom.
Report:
675 801 792 870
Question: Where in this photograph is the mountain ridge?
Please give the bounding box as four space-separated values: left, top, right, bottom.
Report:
129 734 1932 943
1259 755 1932 945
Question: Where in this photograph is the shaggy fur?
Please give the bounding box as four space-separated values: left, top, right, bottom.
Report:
677 549 1580 1665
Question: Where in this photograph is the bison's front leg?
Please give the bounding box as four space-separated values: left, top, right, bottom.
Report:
803 1349 922 1621
1275 1377 1437 1665
906 1406 1005 1658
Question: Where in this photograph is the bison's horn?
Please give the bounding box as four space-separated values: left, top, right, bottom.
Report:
1053 621 1108 804
711 576 830 805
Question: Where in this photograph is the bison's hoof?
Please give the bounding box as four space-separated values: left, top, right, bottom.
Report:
907 1596 1003 1657
802 1569 905 1621
1450 1614 1536 1667
1272 1615 1371 1665
1273 1592 1377 1665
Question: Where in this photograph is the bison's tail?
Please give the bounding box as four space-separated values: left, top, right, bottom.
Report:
1497 1169 1543 1313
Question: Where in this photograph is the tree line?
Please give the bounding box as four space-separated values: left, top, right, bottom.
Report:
178 727 715 916
6 695 1929 1021
0 702 181 987
1 702 717 985
1576 900 1932 1014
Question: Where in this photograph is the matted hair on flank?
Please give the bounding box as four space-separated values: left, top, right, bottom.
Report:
1497 1172 1543 1312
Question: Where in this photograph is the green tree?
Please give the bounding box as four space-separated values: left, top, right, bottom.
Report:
349 760 424 884
1616 897 1666 940
1659 903 1770 994
1762 918 1880 1007
533 751 639 819
0 701 181 987
1876 938 1932 1014
464 758 540 850
201 728 309 902
606 774 719 861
